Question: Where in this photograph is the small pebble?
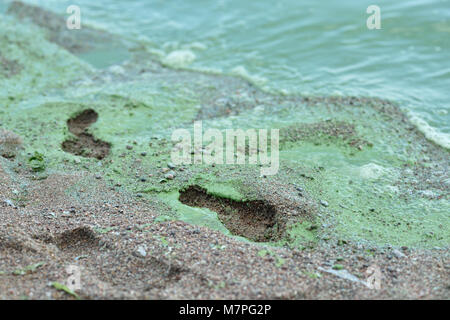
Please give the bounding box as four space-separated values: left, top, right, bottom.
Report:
4 199 17 209
165 172 175 180
332 264 344 270
136 245 147 257
167 162 176 169
393 249 406 258
320 200 329 207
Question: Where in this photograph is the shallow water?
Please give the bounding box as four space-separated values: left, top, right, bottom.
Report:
16 0 450 144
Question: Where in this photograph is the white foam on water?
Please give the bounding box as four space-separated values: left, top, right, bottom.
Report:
409 112 450 150
182 42 208 51
107 65 126 75
230 66 267 87
162 50 196 68
190 66 225 77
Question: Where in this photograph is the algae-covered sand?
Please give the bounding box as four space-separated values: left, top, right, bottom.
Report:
0 2 449 299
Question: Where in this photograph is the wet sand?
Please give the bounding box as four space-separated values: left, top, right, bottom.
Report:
1 2 449 299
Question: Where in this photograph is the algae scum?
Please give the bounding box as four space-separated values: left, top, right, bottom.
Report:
0 2 449 250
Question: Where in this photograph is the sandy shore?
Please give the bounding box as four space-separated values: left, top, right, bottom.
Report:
0 2 449 299
0 164 448 299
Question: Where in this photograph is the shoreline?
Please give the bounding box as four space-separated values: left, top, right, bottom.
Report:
0 2 449 299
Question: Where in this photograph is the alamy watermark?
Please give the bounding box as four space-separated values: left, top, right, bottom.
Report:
65 5 380 31
66 5 81 30
171 121 279 176
367 5 381 30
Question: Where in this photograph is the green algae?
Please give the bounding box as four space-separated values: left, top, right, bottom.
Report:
12 262 45 276
0 15 92 101
201 182 247 202
51 282 80 300
332 264 344 271
28 151 46 172
157 191 238 238
280 141 449 248
157 190 254 246
159 183 315 247
283 221 319 249
1 5 448 251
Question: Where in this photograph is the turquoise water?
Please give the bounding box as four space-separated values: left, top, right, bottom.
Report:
17 0 450 142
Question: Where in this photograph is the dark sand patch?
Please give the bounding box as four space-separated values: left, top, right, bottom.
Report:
0 129 22 159
179 185 285 242
55 227 100 252
0 53 22 78
62 109 110 160
280 120 371 150
66 109 99 136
